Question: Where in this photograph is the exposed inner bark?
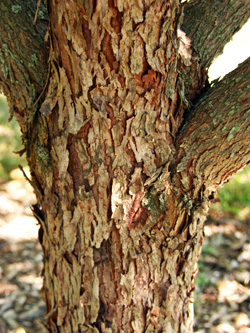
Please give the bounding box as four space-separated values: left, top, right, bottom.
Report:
1 0 250 332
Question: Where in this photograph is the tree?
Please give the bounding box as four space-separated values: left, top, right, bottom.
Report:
1 0 250 331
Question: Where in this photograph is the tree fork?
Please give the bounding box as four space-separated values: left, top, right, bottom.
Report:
1 1 250 332
175 57 250 197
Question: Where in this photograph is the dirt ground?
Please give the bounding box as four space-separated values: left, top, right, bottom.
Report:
0 171 46 333
194 218 250 333
0 169 250 333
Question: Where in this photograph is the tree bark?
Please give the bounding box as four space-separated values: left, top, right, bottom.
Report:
182 0 250 68
176 56 250 193
0 0 48 128
179 0 250 103
1 1 250 332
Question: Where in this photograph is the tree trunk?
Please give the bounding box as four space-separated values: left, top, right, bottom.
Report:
1 1 250 332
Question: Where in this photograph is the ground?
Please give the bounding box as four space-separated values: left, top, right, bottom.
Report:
194 217 250 332
0 170 46 333
0 169 250 333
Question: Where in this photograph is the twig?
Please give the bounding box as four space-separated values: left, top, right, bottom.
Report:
34 0 42 23
18 164 33 187
31 61 51 114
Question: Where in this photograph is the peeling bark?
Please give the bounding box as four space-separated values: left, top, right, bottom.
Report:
1 0 250 332
37 1 192 330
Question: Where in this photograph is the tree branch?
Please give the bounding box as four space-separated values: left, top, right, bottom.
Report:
177 0 250 105
175 57 250 198
182 0 250 68
0 0 48 130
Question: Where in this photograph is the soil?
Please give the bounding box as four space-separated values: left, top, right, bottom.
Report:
194 218 250 333
0 173 46 333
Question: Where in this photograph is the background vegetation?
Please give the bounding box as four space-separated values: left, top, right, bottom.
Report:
0 94 26 179
212 167 250 220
